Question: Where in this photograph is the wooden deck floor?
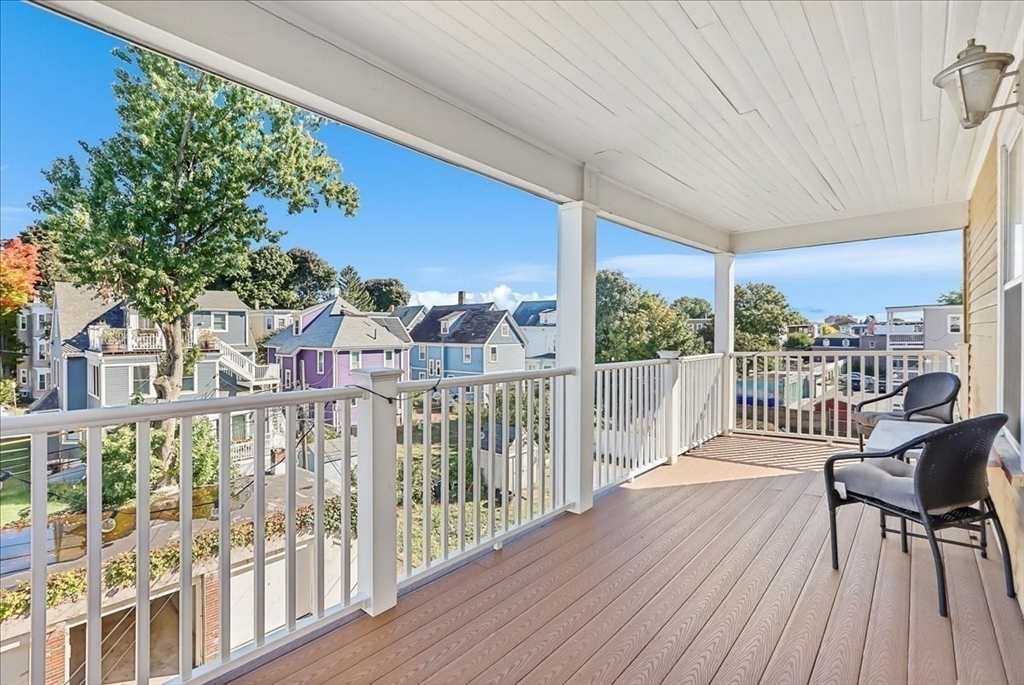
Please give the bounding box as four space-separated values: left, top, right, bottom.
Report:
230 436 1023 685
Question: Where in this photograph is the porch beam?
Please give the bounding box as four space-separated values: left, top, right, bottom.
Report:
557 201 597 514
730 201 969 253
40 0 731 254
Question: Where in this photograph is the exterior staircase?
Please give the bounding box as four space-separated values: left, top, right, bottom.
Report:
214 339 280 387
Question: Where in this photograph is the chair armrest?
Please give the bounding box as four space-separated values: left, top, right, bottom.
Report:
854 384 905 412
823 430 937 491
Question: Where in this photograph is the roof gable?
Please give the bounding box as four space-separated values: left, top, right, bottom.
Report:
512 299 557 327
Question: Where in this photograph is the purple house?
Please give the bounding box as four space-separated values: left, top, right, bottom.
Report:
264 297 412 425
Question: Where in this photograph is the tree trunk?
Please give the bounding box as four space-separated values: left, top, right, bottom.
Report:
154 317 186 486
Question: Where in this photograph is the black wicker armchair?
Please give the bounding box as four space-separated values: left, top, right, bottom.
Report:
824 413 1013 617
851 371 961 449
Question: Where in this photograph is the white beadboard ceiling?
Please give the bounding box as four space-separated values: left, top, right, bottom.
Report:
44 0 1023 251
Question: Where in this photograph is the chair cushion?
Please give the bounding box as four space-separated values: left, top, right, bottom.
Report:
850 411 945 437
833 458 955 515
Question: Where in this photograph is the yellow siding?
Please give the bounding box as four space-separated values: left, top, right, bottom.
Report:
965 140 1024 611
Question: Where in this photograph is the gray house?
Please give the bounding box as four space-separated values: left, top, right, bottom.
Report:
13 300 52 402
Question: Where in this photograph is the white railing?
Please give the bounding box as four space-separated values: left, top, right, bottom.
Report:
87 326 166 352
0 386 364 685
887 332 926 349
677 353 726 451
394 367 574 583
594 359 670 492
214 338 280 384
732 350 961 442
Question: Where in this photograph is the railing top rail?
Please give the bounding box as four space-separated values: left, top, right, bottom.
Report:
678 353 726 362
595 359 670 371
0 385 367 437
731 349 957 358
397 365 575 393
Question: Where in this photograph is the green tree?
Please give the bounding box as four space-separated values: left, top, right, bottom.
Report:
734 282 799 352
938 287 963 305
783 332 814 351
337 264 373 311
18 224 67 304
286 247 336 308
608 293 705 361
671 296 713 320
223 244 296 309
0 378 15 408
596 270 642 363
365 277 410 311
31 47 358 482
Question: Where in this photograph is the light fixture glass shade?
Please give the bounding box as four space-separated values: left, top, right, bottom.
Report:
933 39 1015 129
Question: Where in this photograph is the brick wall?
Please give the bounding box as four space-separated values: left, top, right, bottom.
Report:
203 573 219 663
44 622 68 685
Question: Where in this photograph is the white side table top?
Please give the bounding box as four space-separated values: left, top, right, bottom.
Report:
865 419 942 453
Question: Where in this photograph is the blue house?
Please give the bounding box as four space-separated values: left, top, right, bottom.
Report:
408 303 527 380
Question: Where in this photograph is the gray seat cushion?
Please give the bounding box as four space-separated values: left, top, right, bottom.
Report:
832 458 958 515
851 411 944 437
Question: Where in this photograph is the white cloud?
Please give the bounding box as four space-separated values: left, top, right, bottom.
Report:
410 285 555 312
599 232 962 281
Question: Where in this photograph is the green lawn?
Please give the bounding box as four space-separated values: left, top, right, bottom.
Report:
0 437 67 527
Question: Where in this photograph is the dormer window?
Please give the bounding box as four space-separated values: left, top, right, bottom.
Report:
501 323 510 337
293 319 301 336
441 321 450 335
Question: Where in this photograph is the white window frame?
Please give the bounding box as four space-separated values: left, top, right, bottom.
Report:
463 346 472 363
293 319 301 336
36 371 49 392
947 314 962 334
276 316 288 329
181 365 196 394
36 339 47 361
88 364 100 398
17 313 26 331
211 312 229 332
132 364 154 397
284 367 293 388
440 321 450 335
418 346 425 361
384 350 394 368
317 350 325 374
350 350 361 370
489 346 498 363
19 368 28 386
418 372 425 380
501 323 510 337
265 316 274 331
997 119 1023 452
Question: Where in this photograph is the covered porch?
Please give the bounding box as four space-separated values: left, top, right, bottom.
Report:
229 435 1023 685
3 1 1022 683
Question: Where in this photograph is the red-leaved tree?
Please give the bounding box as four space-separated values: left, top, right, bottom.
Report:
0 238 40 314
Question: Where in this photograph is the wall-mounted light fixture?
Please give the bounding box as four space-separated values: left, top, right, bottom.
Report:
933 39 1021 129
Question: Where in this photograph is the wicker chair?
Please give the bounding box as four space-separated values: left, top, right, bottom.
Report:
824 414 1014 617
851 371 961 450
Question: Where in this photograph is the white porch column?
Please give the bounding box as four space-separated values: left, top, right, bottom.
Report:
658 351 681 464
557 201 597 514
354 367 402 616
715 252 736 433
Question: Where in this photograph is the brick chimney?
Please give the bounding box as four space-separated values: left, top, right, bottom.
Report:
458 290 466 305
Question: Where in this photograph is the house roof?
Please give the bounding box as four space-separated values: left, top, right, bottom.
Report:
53 282 124 354
392 305 426 328
512 300 557 327
196 290 249 312
26 387 60 413
265 297 411 354
409 303 514 344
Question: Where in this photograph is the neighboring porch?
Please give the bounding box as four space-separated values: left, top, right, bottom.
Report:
228 436 1023 685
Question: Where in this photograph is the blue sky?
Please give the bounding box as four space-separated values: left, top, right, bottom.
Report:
0 1 961 319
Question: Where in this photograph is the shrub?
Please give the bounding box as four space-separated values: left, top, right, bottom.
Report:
0 378 16 408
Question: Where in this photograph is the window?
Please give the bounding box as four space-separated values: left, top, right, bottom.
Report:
36 371 48 392
350 350 361 370
36 340 47 361
418 372 425 380
17 313 26 331
284 367 293 388
418 346 425 361
1001 130 1023 445
463 346 472 363
501 323 510 337
868 341 876 349
88 364 100 397
132 365 152 396
822 339 831 347
265 316 274 330
181 367 195 393
489 346 498 363
19 369 28 385
947 314 962 334
317 350 325 374
211 312 228 331
276 317 288 329
384 350 394 367
231 414 248 441
293 319 301 336
440 321 450 335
